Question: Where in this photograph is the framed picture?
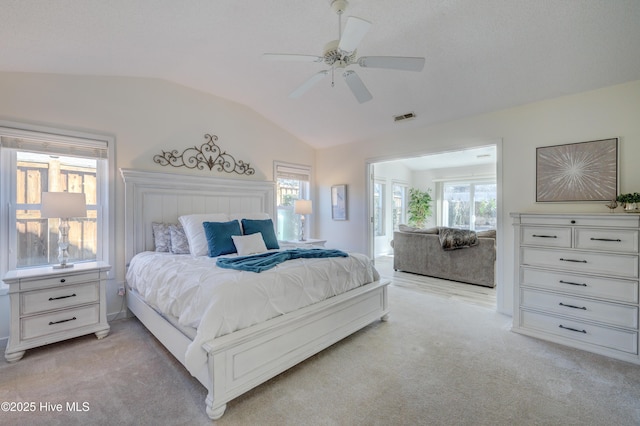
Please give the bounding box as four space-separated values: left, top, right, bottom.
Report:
331 184 347 220
536 138 618 202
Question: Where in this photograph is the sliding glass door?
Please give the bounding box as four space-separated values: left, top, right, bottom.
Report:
442 181 496 231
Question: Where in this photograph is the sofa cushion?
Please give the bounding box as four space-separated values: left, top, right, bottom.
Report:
398 224 439 234
476 229 496 239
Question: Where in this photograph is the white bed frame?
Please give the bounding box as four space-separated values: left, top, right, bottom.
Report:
120 169 389 419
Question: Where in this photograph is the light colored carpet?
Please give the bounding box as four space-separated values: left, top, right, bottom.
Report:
1 284 639 425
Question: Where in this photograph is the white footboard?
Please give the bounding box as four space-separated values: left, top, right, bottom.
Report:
127 280 389 420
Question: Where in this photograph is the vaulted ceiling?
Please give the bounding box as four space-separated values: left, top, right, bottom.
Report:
1 0 640 149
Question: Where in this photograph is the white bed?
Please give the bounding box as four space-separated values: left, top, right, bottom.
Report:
121 169 389 419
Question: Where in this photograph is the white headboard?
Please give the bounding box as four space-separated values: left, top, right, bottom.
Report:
120 168 276 264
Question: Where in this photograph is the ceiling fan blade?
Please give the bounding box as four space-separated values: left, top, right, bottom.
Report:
357 56 425 71
338 16 372 54
289 70 330 98
343 70 372 103
263 53 324 62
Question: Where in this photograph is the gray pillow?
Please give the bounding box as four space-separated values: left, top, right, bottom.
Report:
152 222 171 252
169 224 190 254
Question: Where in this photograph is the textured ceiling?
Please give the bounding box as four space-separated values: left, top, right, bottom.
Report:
1 0 640 149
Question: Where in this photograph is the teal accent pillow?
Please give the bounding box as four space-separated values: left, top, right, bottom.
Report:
203 220 242 257
241 218 280 250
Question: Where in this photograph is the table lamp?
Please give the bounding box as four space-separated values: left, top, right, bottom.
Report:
41 191 87 269
293 199 312 241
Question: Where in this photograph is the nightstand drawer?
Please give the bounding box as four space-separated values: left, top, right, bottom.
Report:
21 283 99 316
521 226 571 248
521 310 638 354
521 268 638 303
575 228 639 253
521 247 639 278
21 304 100 341
521 288 638 328
19 271 101 291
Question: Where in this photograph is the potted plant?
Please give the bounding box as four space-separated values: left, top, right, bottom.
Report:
616 192 640 211
407 187 433 228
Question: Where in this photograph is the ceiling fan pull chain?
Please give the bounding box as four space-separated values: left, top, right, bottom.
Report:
331 67 335 87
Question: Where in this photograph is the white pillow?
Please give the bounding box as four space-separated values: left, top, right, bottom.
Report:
179 213 229 256
232 233 268 256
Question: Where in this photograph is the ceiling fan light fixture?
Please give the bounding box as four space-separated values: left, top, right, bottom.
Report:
330 0 348 15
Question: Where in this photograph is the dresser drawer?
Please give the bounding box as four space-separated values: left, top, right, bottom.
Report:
21 304 100 341
21 283 100 316
19 271 101 291
575 228 639 253
521 288 638 328
521 247 639 279
519 214 639 228
521 310 638 354
521 268 638 303
521 226 571 248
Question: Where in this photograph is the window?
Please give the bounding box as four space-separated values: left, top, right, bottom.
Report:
274 162 311 241
392 183 408 231
373 181 386 237
441 180 496 231
0 123 113 275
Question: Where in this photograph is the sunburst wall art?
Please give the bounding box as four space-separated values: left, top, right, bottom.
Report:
536 138 618 202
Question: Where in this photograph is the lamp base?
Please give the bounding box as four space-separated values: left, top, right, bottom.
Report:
52 263 75 269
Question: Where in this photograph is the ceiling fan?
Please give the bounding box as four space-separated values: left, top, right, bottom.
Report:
263 0 425 103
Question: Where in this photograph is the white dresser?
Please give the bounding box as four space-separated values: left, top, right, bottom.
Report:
3 261 111 362
511 213 639 364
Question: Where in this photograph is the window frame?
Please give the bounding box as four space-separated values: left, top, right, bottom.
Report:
273 161 312 241
439 177 497 231
0 121 115 281
391 181 409 231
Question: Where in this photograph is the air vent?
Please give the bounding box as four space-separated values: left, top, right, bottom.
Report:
393 112 416 122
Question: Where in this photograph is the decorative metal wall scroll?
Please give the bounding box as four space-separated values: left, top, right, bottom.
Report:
153 133 255 175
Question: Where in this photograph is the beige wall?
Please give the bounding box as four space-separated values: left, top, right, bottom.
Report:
316 80 640 315
1 72 638 339
0 72 314 338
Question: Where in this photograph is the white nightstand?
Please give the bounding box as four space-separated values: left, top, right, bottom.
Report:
3 261 111 362
280 238 327 248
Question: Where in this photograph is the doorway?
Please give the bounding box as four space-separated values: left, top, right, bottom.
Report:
367 143 502 309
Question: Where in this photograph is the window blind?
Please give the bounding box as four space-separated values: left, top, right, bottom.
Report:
1 133 108 159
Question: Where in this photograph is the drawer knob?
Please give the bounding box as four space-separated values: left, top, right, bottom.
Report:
49 293 77 301
60 278 66 283
559 302 587 310
571 220 576 224
49 317 77 325
559 324 586 334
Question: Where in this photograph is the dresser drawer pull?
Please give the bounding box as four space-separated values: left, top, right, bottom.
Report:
49 316 77 325
60 279 66 283
48 293 77 301
589 237 622 242
559 258 587 263
532 234 557 238
559 280 587 287
559 324 587 334
559 302 587 310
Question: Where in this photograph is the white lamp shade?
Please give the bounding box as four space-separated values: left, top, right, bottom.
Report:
41 192 87 219
294 199 313 215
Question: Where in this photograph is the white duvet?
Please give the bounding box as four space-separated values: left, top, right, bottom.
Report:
126 250 379 375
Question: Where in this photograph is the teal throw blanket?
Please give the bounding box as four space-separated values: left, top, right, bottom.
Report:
216 248 349 273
